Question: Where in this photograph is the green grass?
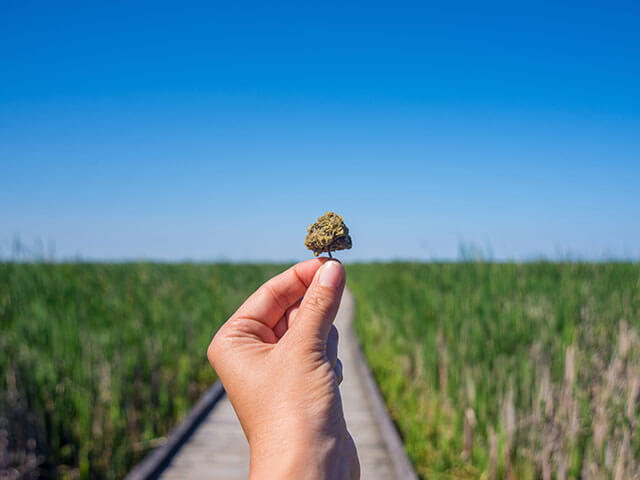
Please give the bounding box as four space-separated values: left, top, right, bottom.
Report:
347 262 640 479
0 262 284 479
3 261 639 479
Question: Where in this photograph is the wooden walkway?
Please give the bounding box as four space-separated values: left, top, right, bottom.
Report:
158 289 415 479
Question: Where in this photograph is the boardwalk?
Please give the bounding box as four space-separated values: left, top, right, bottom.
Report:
160 289 409 479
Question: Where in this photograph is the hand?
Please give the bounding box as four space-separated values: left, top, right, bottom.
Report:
207 258 360 480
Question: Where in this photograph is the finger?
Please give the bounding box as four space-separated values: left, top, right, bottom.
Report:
326 325 339 368
273 298 301 339
293 260 345 343
335 358 343 385
284 298 302 329
273 315 288 339
234 258 327 328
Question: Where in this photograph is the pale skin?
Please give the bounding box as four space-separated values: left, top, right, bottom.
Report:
207 258 360 480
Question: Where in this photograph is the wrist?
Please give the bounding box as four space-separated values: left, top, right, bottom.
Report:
249 452 304 480
249 431 350 480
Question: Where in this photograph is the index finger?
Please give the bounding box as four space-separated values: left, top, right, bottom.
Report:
233 257 328 328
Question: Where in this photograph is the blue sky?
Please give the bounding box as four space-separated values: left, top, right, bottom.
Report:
1 1 639 261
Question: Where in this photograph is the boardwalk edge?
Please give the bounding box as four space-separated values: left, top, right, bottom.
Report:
124 381 225 480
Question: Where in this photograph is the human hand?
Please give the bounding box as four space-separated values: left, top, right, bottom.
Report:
207 258 360 480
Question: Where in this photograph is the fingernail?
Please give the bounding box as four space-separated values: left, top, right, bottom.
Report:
318 260 343 288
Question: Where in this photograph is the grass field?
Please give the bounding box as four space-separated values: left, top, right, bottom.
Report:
2 262 639 479
0 262 283 480
348 262 640 479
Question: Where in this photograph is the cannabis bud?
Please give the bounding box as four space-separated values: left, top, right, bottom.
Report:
304 211 352 258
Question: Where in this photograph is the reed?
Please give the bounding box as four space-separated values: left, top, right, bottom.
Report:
348 262 640 479
0 262 283 479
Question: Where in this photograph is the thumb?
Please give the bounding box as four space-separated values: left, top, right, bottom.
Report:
293 260 345 344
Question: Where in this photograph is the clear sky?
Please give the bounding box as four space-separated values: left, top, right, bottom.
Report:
1 1 639 262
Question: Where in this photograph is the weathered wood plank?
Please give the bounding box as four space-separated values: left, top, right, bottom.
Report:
125 382 225 480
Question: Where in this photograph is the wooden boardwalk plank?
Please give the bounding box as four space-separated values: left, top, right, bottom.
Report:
160 398 249 480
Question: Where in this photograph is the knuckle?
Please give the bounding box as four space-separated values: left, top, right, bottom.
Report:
261 282 288 311
206 339 217 367
206 326 228 368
